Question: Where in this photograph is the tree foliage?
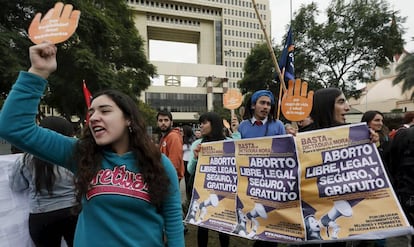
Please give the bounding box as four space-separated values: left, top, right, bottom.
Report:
393 53 414 98
291 0 405 98
239 42 321 104
239 43 279 93
0 0 156 123
241 0 405 100
212 102 232 122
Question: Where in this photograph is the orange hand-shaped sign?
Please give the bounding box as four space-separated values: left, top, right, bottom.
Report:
28 2 81 44
223 89 243 110
281 79 314 122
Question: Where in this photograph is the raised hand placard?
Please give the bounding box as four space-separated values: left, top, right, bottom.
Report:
281 79 314 122
28 2 81 44
223 89 243 110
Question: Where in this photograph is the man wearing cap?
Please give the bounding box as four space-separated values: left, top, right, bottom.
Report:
238 90 285 139
238 89 285 247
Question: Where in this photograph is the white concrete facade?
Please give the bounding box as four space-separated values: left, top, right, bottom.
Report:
348 52 414 116
126 0 271 122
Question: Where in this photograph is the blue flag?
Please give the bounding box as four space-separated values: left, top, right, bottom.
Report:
276 27 294 83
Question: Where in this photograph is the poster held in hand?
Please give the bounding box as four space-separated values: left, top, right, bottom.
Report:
281 79 314 122
28 2 81 44
223 88 243 118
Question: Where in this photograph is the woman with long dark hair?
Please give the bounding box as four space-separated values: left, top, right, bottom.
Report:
294 88 346 247
301 88 348 131
361 110 390 162
358 110 390 247
9 116 78 247
297 88 378 247
0 42 184 246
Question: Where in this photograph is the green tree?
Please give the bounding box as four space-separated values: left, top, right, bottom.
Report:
291 0 405 98
212 102 232 122
239 43 279 94
0 0 156 123
137 100 158 127
0 2 34 108
393 53 414 98
239 42 321 107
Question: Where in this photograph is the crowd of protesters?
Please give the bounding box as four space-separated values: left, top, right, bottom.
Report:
1 41 414 247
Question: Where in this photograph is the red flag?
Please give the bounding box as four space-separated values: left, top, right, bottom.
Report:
82 80 92 123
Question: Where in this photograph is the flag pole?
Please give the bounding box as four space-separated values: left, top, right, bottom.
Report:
277 68 285 120
251 0 287 93
82 80 92 124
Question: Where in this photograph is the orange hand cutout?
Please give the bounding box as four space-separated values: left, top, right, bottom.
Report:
28 2 81 44
281 79 314 122
223 89 243 110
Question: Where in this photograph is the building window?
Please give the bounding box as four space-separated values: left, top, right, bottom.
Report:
146 93 207 113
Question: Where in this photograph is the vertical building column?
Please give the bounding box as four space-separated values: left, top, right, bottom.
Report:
222 78 229 93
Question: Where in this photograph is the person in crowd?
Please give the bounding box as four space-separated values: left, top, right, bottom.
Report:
297 116 313 132
284 123 298 136
299 88 349 132
389 116 414 247
194 129 202 139
297 88 378 247
181 125 195 235
389 111 414 139
182 125 195 201
187 112 240 247
238 89 285 247
301 88 380 145
358 112 388 247
9 116 78 247
157 110 185 182
361 110 390 165
0 42 184 246
402 111 414 128
238 90 285 138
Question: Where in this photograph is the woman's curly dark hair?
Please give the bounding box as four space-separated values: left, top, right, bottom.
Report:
73 90 170 210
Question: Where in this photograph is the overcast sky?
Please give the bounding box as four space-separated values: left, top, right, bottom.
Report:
270 0 414 52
